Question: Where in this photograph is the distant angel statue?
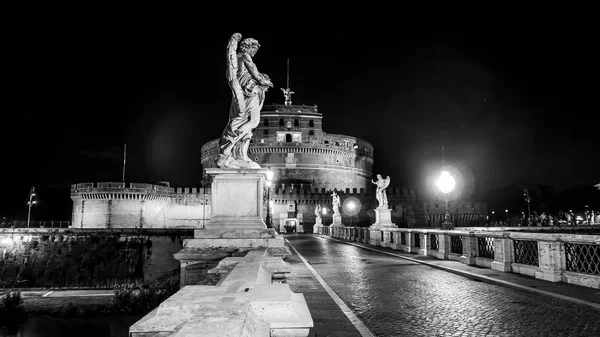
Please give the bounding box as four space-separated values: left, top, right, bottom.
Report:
331 191 341 215
314 204 322 218
216 33 273 169
281 87 294 105
372 174 390 208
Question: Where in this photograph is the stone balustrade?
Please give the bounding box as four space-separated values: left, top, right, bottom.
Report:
130 248 313 336
313 225 600 289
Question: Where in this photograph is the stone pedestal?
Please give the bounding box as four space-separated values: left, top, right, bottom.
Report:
331 214 344 227
175 168 291 286
205 168 268 229
370 208 397 229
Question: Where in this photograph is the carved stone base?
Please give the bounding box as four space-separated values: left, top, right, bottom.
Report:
331 214 344 227
370 208 397 229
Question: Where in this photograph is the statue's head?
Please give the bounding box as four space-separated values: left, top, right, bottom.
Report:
377 174 382 179
239 38 260 56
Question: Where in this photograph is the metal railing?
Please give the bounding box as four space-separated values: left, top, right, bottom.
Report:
565 243 600 276
430 234 439 250
477 237 495 259
450 235 463 254
2 221 71 228
513 240 539 266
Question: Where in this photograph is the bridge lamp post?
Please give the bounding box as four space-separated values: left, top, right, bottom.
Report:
436 171 456 229
266 168 274 228
27 186 37 228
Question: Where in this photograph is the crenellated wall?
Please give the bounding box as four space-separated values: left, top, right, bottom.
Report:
71 183 211 229
71 182 485 230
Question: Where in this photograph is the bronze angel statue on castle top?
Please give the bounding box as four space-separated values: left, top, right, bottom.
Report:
216 33 273 169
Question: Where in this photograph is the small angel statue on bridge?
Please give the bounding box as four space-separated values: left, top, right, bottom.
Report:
372 174 390 209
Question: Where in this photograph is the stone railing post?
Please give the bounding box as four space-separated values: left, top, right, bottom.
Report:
369 228 382 246
436 231 449 259
381 230 391 248
460 232 477 265
491 233 513 272
535 241 564 282
390 230 401 250
362 228 370 244
420 231 430 256
405 230 416 253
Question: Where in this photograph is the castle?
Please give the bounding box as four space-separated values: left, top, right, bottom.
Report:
71 94 487 231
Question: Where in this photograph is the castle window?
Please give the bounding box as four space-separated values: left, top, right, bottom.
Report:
335 142 339 146
294 119 299 127
263 118 269 126
309 130 314 136
324 140 329 144
263 129 269 135
279 119 284 126
285 134 292 142
309 119 314 127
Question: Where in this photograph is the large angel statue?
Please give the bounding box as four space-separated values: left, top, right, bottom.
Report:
372 174 390 208
216 33 273 169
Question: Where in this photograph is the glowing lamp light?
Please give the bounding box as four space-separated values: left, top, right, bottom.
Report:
266 181 272 187
436 171 456 194
348 201 356 210
322 207 328 215
266 169 274 181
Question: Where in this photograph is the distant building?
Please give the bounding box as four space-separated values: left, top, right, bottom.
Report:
71 93 487 230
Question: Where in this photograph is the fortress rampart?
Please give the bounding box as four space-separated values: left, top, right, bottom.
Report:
71 183 211 229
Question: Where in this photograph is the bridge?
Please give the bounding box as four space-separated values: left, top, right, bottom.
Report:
280 232 599 336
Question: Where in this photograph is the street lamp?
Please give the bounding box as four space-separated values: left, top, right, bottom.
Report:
436 170 456 229
523 188 531 224
27 186 37 228
266 168 273 228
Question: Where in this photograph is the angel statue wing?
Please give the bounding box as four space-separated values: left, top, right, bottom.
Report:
383 176 391 189
226 33 246 114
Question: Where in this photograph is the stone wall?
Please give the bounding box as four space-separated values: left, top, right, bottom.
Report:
71 183 210 229
0 228 193 289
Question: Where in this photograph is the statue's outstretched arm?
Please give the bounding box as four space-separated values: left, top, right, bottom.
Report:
243 54 271 87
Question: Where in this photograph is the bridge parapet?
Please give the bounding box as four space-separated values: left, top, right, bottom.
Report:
130 248 313 336
314 225 600 290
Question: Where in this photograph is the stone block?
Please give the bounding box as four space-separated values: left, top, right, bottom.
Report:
131 248 312 336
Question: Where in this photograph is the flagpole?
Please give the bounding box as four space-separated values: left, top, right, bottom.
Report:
122 144 127 182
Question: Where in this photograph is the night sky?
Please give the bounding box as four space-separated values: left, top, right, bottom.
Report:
2 16 598 220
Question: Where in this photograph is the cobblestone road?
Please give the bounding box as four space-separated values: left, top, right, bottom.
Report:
286 234 600 337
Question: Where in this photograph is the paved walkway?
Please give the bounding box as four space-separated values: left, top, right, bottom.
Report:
284 240 368 336
312 234 600 309
285 234 600 337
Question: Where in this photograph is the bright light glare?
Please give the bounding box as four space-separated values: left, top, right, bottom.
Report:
266 170 274 181
0 237 13 246
436 171 456 194
322 207 328 215
348 201 356 210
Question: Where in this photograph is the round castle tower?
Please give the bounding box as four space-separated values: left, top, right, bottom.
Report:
201 103 374 192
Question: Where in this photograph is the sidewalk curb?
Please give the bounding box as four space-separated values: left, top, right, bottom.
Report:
286 239 375 337
314 234 600 311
